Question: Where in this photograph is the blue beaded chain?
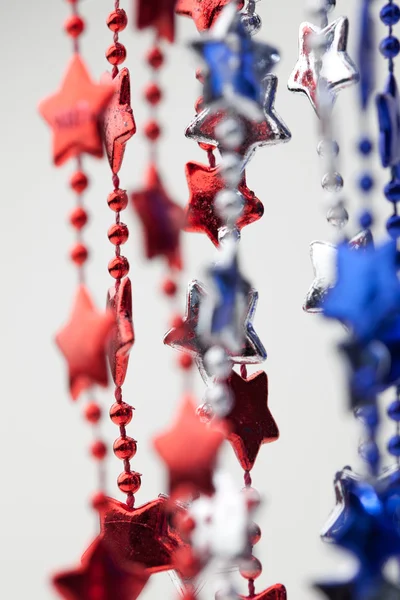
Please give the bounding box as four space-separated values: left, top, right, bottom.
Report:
387 385 400 462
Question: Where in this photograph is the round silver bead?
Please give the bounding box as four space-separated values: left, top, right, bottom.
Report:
326 202 349 228
205 383 234 418
322 171 344 193
215 189 244 224
204 346 233 380
220 153 243 188
215 117 245 150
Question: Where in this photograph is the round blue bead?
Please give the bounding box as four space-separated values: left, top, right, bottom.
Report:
359 173 374 193
388 434 400 457
355 405 379 429
384 180 400 202
359 440 380 466
358 210 373 229
380 35 400 58
386 214 400 239
388 399 400 421
380 3 400 26
358 137 373 156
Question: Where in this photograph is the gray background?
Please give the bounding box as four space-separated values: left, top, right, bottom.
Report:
0 1 394 598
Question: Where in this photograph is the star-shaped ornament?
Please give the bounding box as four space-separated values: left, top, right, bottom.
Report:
102 68 136 175
224 370 279 471
304 230 373 313
239 584 287 600
163 280 267 383
184 161 264 247
97 495 183 574
153 395 226 500
376 73 400 168
56 285 115 400
315 578 400 600
131 163 184 270
192 2 280 119
186 75 291 167
53 537 149 600
135 0 177 42
176 0 244 31
288 18 359 115
39 54 114 166
107 278 134 387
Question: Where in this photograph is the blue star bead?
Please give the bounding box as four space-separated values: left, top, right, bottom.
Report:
376 73 400 167
192 2 279 119
322 466 400 583
357 0 376 111
323 241 400 341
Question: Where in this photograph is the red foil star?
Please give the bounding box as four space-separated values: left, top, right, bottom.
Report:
135 0 177 42
39 54 114 166
107 278 135 387
131 163 184 270
184 161 264 247
102 68 136 175
53 537 149 600
56 285 115 400
224 370 279 471
240 584 287 600
176 0 244 31
154 395 226 499
97 495 182 574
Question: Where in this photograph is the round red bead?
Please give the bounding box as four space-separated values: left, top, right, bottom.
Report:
110 401 134 425
179 353 193 370
91 491 107 511
107 9 128 32
64 15 85 37
242 486 261 511
108 223 129 246
162 278 177 297
69 207 88 230
195 68 204 83
170 314 184 329
249 522 262 546
107 189 128 212
91 440 107 460
70 170 89 193
145 83 162 105
84 402 102 424
113 436 137 460
239 556 262 580
70 243 88 266
117 471 141 494
147 46 164 69
144 120 161 141
106 43 127 65
108 256 129 279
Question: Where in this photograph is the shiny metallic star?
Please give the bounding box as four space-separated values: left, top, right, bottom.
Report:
186 75 291 166
288 17 359 115
163 280 266 382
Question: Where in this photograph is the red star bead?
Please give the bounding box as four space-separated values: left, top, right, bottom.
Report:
224 370 279 471
135 0 177 42
107 278 134 387
131 163 184 270
184 161 264 247
56 285 115 400
53 537 149 600
240 584 287 600
175 0 244 31
153 395 226 499
39 54 114 166
102 68 136 175
97 495 182 574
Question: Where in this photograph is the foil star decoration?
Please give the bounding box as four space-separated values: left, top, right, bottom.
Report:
39 54 114 166
107 278 134 387
56 285 115 400
323 240 400 341
376 73 400 168
153 395 226 499
176 0 244 31
315 578 400 600
97 495 182 574
239 584 287 600
304 230 373 313
287 18 359 115
102 68 136 175
53 537 149 600
224 370 279 471
322 466 400 581
136 0 177 42
163 280 267 382
131 163 184 270
186 75 291 167
192 2 280 118
184 161 264 247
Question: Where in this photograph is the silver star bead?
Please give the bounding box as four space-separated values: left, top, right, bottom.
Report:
186 75 291 167
288 17 359 115
304 230 373 313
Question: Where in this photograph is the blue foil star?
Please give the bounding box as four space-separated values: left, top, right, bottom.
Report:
192 2 279 119
376 73 400 168
315 577 400 600
323 241 400 341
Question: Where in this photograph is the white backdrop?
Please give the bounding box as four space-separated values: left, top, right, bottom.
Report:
0 1 393 599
